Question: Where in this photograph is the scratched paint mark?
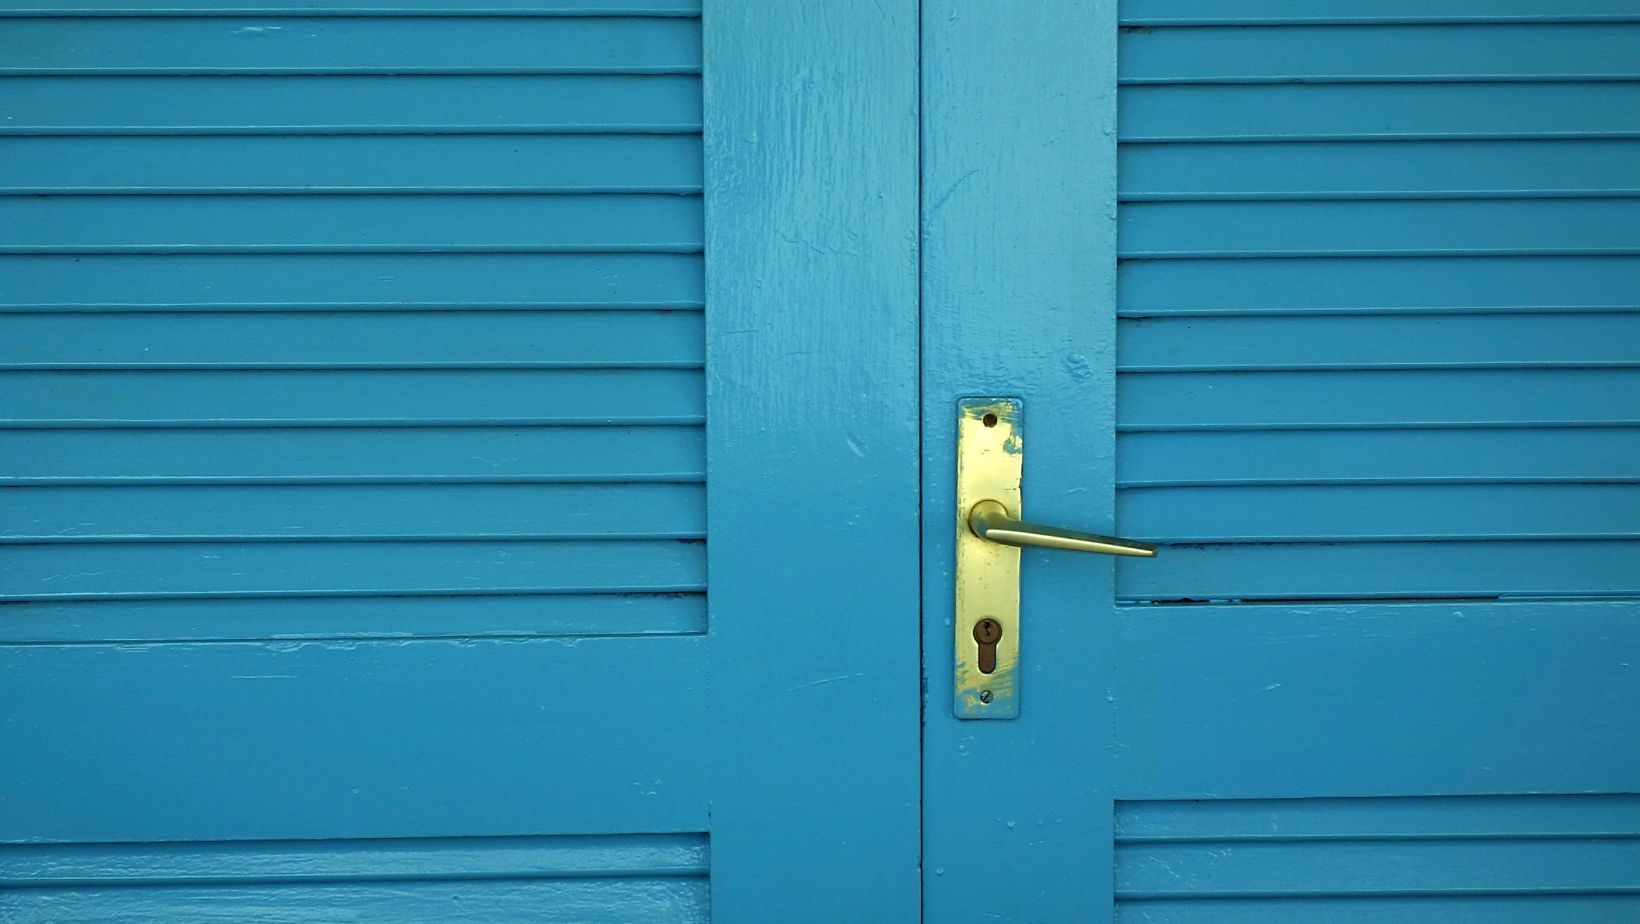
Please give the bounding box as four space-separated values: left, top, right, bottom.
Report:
787 672 863 693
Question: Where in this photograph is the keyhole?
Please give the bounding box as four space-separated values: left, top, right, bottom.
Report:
973 618 1003 675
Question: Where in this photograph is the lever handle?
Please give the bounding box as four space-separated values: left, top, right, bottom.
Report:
968 499 1157 558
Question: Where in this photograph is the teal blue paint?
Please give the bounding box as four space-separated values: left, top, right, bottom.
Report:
925 4 1640 921
922 1 1121 919
7 3 1640 919
0 3 922 920
702 0 923 917
1105 8 1640 922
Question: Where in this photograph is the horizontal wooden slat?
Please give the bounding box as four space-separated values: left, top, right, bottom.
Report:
1119 199 1640 258
0 1 701 13
1121 83 1640 141
1118 313 1640 370
0 880 710 924
1119 256 1640 316
0 253 704 310
1117 540 1640 600
0 635 709 840
1120 24 1640 84
1119 140 1640 200
1118 838 1640 897
0 425 704 483
1116 895 1640 924
0 75 701 134
0 483 704 540
0 538 704 598
1119 427 1640 486
3 833 708 884
0 135 703 193
0 16 699 75
0 310 703 368
0 593 706 642
1117 795 1640 842
1119 484 1640 542
0 194 703 254
0 369 704 426
1121 1 1640 25
1119 369 1640 430
1113 599 1640 797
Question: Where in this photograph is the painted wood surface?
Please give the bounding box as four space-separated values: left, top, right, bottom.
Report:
1100 7 1640 922
702 0 922 918
920 1 1120 920
1115 9 1640 605
2 835 710 923
1115 795 1640 919
0 3 923 920
917 4 1640 921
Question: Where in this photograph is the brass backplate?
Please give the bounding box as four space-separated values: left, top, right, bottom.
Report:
954 397 1022 719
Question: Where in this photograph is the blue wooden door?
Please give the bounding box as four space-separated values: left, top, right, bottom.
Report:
0 2 921 920
923 2 1640 921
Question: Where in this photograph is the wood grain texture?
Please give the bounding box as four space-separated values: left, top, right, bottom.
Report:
2 832 709 883
702 0 922 917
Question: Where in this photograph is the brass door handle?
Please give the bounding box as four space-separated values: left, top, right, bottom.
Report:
954 398 1158 720
968 499 1157 558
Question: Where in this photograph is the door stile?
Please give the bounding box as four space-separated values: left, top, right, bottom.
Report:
704 1 924 919
921 2 1123 921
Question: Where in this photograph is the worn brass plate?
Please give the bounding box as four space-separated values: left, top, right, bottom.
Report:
954 397 1022 719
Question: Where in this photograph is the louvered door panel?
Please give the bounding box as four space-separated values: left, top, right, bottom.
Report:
0 8 705 638
0 3 714 914
1108 8 1640 920
1115 9 1640 603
